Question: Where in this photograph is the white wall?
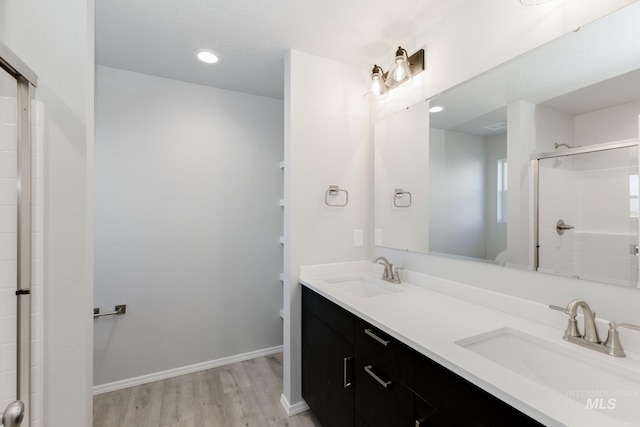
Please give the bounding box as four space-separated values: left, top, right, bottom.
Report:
0 1 94 426
507 101 537 266
535 105 575 152
485 132 507 260
374 102 429 253
93 65 284 386
429 129 486 259
283 49 369 411
575 100 640 146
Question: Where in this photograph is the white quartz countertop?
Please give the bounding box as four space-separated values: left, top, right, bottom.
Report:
299 261 640 427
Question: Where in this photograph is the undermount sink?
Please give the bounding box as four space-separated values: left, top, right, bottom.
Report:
322 276 404 298
456 328 640 423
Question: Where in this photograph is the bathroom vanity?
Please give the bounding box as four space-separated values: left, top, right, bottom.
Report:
299 262 640 427
302 286 541 426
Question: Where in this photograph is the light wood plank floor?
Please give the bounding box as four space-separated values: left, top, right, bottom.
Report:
94 353 321 427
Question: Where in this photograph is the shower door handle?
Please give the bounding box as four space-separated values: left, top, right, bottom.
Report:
1 400 25 427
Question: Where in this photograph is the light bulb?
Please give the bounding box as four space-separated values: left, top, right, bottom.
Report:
387 47 413 88
394 58 406 81
372 76 383 95
370 65 387 97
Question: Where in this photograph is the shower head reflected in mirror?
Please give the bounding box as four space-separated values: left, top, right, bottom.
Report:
554 142 582 150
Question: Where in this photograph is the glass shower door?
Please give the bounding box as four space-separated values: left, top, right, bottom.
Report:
537 143 639 287
0 62 23 425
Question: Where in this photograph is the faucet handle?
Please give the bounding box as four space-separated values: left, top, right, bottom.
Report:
618 323 640 332
603 322 627 357
603 322 640 358
549 304 582 339
549 304 569 314
392 267 404 284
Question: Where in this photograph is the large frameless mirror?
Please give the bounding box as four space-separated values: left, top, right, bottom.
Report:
373 2 640 288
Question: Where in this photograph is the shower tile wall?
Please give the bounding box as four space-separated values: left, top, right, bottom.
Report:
579 164 637 284
538 149 638 286
538 166 581 276
0 93 18 413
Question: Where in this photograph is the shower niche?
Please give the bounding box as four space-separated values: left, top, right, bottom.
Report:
534 141 639 287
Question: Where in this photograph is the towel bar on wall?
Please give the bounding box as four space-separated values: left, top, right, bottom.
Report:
93 304 127 318
393 189 412 207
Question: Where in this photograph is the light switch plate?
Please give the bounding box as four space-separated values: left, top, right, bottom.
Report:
354 229 363 247
374 229 382 246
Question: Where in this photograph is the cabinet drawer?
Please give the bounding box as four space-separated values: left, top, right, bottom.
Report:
415 354 543 426
302 285 355 343
355 318 413 387
355 358 414 427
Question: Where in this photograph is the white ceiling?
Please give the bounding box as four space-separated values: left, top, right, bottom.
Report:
96 0 461 99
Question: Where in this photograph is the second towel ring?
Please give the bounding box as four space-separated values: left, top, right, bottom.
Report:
394 189 412 207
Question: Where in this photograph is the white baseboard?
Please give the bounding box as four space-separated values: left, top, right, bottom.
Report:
93 345 284 395
280 393 310 416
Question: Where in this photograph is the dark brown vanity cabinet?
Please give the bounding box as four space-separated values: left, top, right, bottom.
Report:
302 286 355 427
301 286 544 427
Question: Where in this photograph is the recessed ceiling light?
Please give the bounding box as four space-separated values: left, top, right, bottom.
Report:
429 105 445 113
196 50 220 64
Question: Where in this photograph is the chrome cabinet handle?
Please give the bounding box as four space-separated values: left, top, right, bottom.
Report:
364 328 390 347
343 357 352 388
364 365 392 389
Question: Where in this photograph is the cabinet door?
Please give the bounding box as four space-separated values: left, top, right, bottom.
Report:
302 308 355 427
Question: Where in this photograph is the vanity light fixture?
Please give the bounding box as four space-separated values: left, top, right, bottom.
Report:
367 46 425 99
195 49 220 64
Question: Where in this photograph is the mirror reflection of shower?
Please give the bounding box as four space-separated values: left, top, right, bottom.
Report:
534 140 639 287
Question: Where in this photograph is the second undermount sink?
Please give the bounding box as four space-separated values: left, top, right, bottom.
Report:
322 276 404 298
456 328 640 423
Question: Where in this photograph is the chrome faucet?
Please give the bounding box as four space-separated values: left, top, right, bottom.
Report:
550 299 640 357
566 299 600 343
371 256 401 284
